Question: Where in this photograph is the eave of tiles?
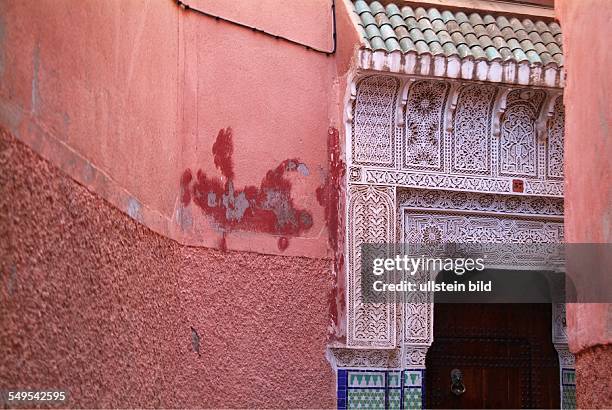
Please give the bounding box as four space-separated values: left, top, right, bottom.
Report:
352 1 564 88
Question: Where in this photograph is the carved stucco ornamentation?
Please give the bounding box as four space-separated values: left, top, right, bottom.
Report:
347 185 396 347
352 76 399 167
330 348 401 369
547 97 565 180
499 89 546 178
403 80 449 171
343 74 572 388
403 345 429 368
452 84 497 175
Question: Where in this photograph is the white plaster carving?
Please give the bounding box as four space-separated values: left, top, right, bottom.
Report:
347 185 396 347
363 169 564 197
330 348 402 369
403 80 449 171
451 84 497 174
403 345 429 368
352 76 399 167
547 97 565 180
499 89 546 178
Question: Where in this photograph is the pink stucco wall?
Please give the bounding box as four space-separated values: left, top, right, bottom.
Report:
556 0 612 351
0 1 363 406
556 0 612 406
0 130 336 408
0 0 355 258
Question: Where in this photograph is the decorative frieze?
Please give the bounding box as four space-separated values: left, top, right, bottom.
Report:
348 75 566 196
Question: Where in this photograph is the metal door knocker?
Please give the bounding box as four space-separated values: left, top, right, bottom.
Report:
451 368 466 396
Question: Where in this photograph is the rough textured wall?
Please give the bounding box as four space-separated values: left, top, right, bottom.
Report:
0 130 335 408
556 0 612 407
574 345 612 408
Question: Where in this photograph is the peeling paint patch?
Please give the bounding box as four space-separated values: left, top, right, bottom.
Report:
176 205 193 230
31 44 40 114
297 163 310 176
316 127 345 254
180 169 192 206
82 161 94 184
126 197 142 222
316 127 347 343
180 128 313 247
212 127 234 179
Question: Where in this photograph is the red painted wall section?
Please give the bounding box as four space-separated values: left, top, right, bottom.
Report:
0 0 363 258
556 0 612 406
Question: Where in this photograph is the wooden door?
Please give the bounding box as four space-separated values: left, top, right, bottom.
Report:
425 304 560 408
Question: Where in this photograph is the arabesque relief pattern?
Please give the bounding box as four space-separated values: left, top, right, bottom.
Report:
338 74 574 408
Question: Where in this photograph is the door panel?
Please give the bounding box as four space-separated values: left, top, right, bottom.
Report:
426 304 560 409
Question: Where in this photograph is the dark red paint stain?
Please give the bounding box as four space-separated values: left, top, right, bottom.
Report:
277 237 289 251
181 128 313 247
316 127 346 342
180 169 192 206
212 127 234 180
316 127 345 255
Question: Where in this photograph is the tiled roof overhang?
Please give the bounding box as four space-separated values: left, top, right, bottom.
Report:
351 0 564 88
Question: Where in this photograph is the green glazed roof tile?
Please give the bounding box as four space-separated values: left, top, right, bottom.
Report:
369 36 386 50
414 40 431 54
351 1 563 67
540 32 556 45
409 28 425 42
441 10 456 23
360 12 376 27
457 43 473 59
399 37 416 52
496 16 512 30
380 24 397 40
428 8 444 22
401 6 415 20
389 14 406 29
512 48 529 63
442 42 459 57
415 7 429 21
384 37 402 52
394 25 410 40
470 44 487 60
369 1 386 15
385 3 402 17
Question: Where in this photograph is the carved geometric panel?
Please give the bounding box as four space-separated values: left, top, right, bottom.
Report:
451 84 497 175
347 185 396 347
499 89 546 178
398 190 564 348
352 76 399 167
547 96 565 180
404 212 564 244
397 189 564 218
404 80 449 171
